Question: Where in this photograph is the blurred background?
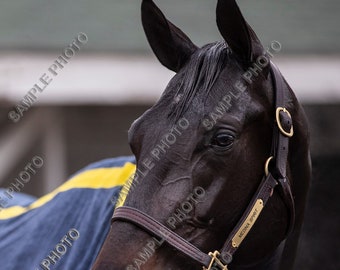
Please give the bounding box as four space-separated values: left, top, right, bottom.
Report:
0 0 339 269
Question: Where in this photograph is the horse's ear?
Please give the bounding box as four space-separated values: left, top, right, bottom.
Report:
141 0 198 72
216 0 265 65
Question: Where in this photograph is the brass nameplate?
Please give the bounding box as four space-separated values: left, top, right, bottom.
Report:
232 199 264 248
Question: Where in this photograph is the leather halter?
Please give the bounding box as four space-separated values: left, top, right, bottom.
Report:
111 62 295 269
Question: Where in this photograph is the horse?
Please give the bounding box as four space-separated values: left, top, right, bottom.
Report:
92 0 311 270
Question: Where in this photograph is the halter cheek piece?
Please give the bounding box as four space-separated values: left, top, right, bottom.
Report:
111 62 295 270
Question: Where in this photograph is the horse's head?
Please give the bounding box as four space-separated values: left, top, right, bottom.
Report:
93 1 311 270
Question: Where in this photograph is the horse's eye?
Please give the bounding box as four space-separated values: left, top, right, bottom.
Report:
211 133 234 149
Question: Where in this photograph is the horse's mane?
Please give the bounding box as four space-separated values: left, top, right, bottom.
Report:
170 41 229 120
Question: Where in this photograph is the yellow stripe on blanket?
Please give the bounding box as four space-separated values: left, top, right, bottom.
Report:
0 162 136 220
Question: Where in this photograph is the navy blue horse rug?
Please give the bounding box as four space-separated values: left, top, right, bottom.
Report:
0 156 135 270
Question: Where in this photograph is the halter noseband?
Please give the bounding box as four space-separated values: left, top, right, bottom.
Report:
111 62 295 269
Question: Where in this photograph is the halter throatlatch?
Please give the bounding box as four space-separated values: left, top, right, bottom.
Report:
111 62 295 270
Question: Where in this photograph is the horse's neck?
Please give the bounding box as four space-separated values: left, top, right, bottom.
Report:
233 240 285 270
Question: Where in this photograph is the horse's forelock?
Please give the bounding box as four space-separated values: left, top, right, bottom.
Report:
168 41 229 121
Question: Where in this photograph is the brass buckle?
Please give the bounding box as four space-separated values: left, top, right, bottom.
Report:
276 107 294 137
203 251 228 270
265 156 274 177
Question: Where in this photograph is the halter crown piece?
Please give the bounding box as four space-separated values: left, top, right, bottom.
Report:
111 62 295 270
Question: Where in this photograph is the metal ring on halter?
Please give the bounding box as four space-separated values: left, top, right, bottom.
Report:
265 156 274 177
276 107 294 137
203 251 228 270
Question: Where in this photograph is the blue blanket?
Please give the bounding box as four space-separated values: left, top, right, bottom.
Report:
0 156 136 270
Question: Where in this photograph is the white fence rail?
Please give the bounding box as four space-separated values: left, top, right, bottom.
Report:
0 53 339 105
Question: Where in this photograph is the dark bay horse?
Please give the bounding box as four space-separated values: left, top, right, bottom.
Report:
92 0 311 269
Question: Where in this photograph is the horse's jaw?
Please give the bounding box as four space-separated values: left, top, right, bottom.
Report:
92 220 203 270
